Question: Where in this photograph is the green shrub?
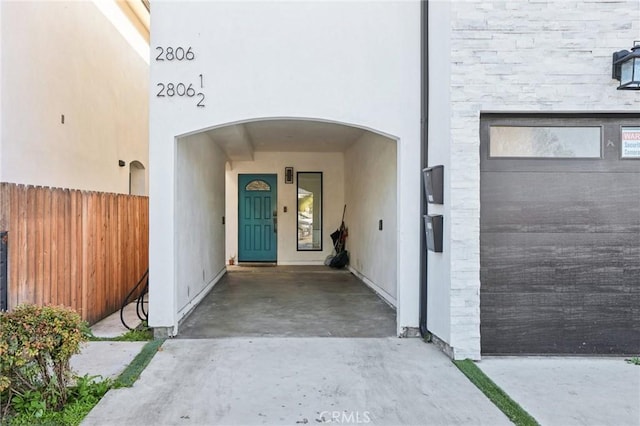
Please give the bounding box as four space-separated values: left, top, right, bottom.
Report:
0 304 86 418
9 390 46 418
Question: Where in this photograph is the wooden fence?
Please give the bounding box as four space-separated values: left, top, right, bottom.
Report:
0 182 148 324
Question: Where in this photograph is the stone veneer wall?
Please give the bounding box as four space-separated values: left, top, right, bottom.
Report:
441 0 640 359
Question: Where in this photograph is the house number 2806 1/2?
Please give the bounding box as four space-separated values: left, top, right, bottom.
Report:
156 75 206 107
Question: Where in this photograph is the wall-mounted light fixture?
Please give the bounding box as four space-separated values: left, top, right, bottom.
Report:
119 160 126 167
285 167 294 184
612 41 640 90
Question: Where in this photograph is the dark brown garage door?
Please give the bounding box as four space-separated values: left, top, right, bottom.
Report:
480 114 640 354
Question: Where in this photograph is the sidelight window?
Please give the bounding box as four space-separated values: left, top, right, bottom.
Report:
297 172 322 251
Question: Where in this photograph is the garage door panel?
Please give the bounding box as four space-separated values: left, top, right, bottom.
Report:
481 172 640 201
623 267 640 281
482 234 638 292
481 292 640 354
481 330 640 355
482 180 640 230
480 115 640 354
481 293 564 354
482 207 640 230
481 269 556 293
481 272 634 294
482 232 638 263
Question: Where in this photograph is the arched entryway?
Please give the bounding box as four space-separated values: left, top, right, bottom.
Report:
168 117 400 336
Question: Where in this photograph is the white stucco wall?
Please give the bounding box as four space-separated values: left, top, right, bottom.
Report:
225 151 345 265
430 0 640 360
149 1 421 334
344 132 397 305
0 1 148 194
426 0 452 345
0 0 3 183
176 132 227 321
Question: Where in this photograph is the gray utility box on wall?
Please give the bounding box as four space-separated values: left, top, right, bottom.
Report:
422 165 444 204
423 215 443 253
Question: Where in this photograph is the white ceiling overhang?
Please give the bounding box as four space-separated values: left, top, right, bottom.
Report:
205 119 366 161
207 124 255 162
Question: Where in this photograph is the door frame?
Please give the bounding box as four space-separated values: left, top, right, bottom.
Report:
237 173 278 262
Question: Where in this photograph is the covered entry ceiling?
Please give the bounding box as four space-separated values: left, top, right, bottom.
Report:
204 119 367 161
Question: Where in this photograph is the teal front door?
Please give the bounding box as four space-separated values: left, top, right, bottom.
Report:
238 174 277 262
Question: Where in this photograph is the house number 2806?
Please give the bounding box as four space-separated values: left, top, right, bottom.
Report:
155 46 195 61
155 46 205 108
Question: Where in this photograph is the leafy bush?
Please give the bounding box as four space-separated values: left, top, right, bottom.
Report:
0 304 86 418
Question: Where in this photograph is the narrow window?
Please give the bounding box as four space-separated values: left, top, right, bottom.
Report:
297 172 322 251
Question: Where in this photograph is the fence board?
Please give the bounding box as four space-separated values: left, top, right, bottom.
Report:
26 187 36 304
0 183 148 324
8 184 18 308
50 189 58 306
109 196 118 316
43 188 52 306
16 185 27 308
69 190 78 311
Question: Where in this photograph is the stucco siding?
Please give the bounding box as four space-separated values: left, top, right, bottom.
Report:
345 132 398 305
0 1 148 194
149 1 421 333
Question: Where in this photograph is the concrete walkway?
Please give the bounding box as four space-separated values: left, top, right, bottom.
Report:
82 338 510 426
71 341 146 381
478 357 640 426
69 303 146 381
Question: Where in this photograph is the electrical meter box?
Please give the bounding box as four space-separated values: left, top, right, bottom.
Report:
422 165 444 204
423 214 443 253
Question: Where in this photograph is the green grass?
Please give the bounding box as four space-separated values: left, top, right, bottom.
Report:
84 320 153 342
625 356 640 366
114 339 165 388
453 359 540 426
87 327 154 342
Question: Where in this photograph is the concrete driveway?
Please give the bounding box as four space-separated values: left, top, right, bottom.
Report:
80 267 640 425
82 338 510 426
478 357 640 426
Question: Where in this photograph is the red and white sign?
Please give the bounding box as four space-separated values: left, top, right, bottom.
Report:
622 127 640 158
